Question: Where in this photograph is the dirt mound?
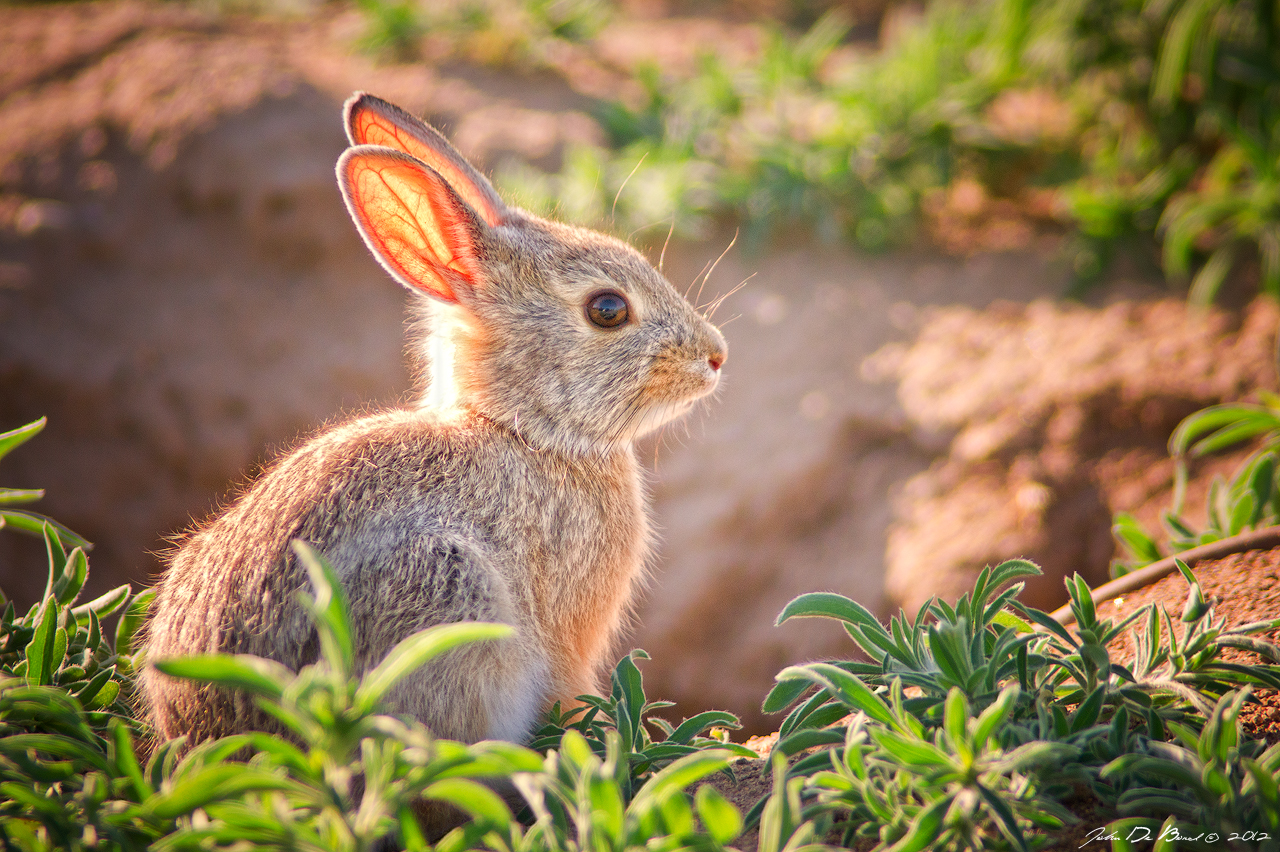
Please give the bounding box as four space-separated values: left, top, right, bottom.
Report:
871 298 1279 614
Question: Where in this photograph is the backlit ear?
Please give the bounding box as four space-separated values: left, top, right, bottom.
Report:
337 146 487 303
344 92 508 228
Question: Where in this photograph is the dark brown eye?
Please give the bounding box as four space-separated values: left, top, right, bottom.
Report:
586 291 630 328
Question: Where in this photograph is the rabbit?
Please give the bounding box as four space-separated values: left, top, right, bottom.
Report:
138 92 728 754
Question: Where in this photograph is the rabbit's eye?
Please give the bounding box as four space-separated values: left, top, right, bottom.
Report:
586 291 630 329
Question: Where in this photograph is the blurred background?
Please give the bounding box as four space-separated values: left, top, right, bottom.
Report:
1 0 1277 733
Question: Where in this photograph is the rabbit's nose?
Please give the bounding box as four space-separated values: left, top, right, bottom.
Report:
706 329 727 372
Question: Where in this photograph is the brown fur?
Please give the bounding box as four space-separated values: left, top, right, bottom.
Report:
139 93 727 751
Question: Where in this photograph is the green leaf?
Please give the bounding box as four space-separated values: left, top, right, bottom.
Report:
1227 489 1257 535
85 678 121 710
52 547 88 606
112 717 151 800
1188 244 1236 306
666 709 740 744
0 417 46 463
631 749 731 809
978 783 1028 851
763 676 813 715
1070 684 1105 732
943 687 970 752
773 728 845 756
1169 404 1278 457
50 626 68 677
612 649 648 751
776 591 884 630
292 540 354 674
1181 580 1209 622
0 488 43 505
984 559 1043 590
886 794 951 852
973 684 1019 748
116 587 155 656
1015 604 1077 648
153 653 290 700
1070 574 1096 626
0 733 110 773
695 784 742 845
871 729 950 768
926 624 969 686
145 764 300 819
1152 815 1180 852
25 599 58 686
73 667 116 707
355 621 513 713
1113 513 1162 564
71 584 131 620
41 522 67 602
422 778 514 827
776 663 896 728
0 509 90 549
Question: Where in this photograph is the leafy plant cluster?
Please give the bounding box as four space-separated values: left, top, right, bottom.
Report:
1113 391 1280 574
0 533 753 852
768 559 1280 851
375 0 1279 300
5 411 1280 852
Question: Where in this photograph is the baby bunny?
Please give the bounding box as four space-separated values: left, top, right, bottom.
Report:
139 93 727 750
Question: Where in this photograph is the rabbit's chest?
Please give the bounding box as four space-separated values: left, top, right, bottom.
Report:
509 453 650 689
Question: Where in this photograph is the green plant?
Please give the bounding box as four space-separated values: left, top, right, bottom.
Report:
0 535 539 851
763 557 1280 851
1102 689 1280 852
531 649 754 800
1112 393 1280 574
147 542 541 852
472 729 745 852
796 683 1074 852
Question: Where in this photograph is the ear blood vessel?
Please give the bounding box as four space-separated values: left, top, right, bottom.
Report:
139 94 727 759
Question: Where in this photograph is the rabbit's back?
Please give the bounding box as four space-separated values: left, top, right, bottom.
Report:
141 407 648 744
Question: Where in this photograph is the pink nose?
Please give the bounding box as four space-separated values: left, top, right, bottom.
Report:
708 353 724 371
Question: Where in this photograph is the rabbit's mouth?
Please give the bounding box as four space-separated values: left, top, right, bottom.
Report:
627 370 720 439
626 398 696 441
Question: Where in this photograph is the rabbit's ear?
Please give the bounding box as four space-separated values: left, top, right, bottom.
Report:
344 92 507 228
338 146 487 303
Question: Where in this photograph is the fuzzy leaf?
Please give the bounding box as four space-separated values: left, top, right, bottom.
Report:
153 653 290 700
355 621 512 712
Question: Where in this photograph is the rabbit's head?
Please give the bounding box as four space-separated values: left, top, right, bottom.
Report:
337 94 727 456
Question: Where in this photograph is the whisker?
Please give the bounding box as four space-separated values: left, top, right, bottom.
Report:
654 423 669 467
694 229 737 310
703 273 753 319
627 217 676 244
613 151 649 222
686 257 714 300
603 381 651 448
658 217 676 273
